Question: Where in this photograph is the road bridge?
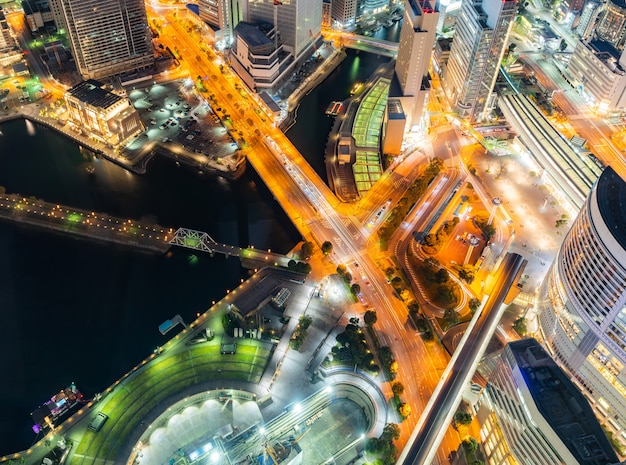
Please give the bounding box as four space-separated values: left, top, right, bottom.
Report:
325 31 398 58
0 194 293 268
397 253 526 465
169 227 293 268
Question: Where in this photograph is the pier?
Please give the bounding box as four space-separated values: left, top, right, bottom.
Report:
0 194 293 267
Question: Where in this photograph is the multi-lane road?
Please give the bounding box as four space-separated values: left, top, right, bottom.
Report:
397 252 526 465
149 7 453 452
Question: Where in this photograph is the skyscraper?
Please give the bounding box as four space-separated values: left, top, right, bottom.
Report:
247 0 322 60
537 166 626 449
199 0 244 46
477 339 619 465
50 0 154 80
394 0 439 130
443 0 516 121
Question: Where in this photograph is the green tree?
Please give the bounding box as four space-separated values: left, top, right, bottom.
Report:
391 381 405 396
351 283 361 295
321 241 333 255
364 309 377 327
459 265 475 284
300 241 314 259
435 268 449 283
469 298 481 314
443 308 460 328
337 264 347 276
391 276 403 290
462 437 479 453
382 423 401 441
408 301 420 315
299 315 313 330
453 411 473 430
397 402 411 418
513 317 527 335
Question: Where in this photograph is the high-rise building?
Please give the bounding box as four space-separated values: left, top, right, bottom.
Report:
50 0 154 80
477 339 619 465
576 1 605 41
247 0 322 60
566 39 626 116
0 6 14 50
537 166 626 449
199 0 244 46
443 0 516 122
596 0 626 50
394 0 439 130
331 0 357 31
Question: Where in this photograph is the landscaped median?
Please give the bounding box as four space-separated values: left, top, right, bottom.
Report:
69 340 272 465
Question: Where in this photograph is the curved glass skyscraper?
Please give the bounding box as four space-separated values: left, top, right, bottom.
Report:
538 166 626 444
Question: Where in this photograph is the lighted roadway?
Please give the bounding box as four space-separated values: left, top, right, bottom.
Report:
148 8 457 454
397 253 526 465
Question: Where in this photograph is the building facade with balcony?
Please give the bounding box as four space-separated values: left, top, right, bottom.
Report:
537 166 626 450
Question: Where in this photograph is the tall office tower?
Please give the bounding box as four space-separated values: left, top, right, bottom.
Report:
49 0 154 80
248 0 322 60
199 0 244 45
576 1 605 40
0 7 14 50
477 339 619 465
331 0 357 31
596 0 626 49
394 0 439 130
443 0 516 122
537 166 626 447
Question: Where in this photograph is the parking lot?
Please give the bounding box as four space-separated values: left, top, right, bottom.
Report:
128 80 239 169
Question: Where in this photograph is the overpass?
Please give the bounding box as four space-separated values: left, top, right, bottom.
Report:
397 253 526 465
325 31 399 58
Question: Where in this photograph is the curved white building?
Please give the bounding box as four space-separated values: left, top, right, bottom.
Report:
538 166 626 445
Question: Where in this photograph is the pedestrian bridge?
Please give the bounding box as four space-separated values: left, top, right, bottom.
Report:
169 228 293 268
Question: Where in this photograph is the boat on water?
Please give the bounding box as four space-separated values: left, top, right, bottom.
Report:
325 101 343 116
85 164 95 174
350 83 364 96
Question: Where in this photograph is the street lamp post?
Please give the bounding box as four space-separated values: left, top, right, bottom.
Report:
488 197 502 225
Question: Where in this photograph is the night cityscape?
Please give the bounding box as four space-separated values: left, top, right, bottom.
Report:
0 0 626 463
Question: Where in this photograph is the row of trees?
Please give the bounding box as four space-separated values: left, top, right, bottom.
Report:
365 423 401 465
289 315 313 350
412 257 460 308
333 319 378 372
378 158 444 244
422 217 460 254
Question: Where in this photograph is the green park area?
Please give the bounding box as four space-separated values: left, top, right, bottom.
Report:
69 340 271 464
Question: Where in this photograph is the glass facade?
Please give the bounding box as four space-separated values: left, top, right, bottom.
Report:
51 0 153 80
538 166 626 444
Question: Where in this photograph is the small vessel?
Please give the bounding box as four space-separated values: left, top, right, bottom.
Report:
350 83 364 96
325 101 343 116
85 164 95 174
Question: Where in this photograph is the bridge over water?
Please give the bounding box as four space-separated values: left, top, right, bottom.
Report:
0 194 293 268
169 228 293 268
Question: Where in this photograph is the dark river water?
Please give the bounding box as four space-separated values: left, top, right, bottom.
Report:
0 45 396 455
